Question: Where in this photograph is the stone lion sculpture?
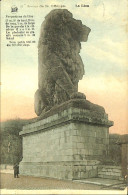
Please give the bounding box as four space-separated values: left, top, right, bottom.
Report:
34 9 91 116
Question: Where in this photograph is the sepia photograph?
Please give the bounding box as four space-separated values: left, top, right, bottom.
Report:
0 0 128 194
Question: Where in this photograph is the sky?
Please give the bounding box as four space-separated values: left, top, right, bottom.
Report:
1 0 128 134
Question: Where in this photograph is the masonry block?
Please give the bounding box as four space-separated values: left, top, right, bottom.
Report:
19 106 113 180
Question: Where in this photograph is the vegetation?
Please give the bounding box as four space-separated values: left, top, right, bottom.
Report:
101 133 122 166
109 133 122 165
0 118 29 165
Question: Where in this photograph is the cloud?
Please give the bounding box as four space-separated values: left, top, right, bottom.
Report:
80 37 128 71
79 76 128 134
85 44 127 67
89 0 127 24
1 64 38 96
68 0 127 27
1 94 36 121
1 64 38 121
100 39 128 62
79 75 128 96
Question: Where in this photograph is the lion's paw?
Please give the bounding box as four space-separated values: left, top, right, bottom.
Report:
70 92 86 100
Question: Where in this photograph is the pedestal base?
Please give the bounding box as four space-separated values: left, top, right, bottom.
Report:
19 101 113 180
20 161 99 180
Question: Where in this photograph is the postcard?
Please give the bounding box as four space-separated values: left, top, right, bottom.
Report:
1 0 128 194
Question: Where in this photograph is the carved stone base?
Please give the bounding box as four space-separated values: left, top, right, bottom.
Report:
19 102 113 180
19 161 99 180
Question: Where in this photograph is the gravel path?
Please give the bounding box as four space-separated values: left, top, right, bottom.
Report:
1 173 102 190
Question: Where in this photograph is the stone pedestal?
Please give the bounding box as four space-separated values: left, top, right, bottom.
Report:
19 101 113 180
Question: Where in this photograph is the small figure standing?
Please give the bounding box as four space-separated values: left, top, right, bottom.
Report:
13 164 19 178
